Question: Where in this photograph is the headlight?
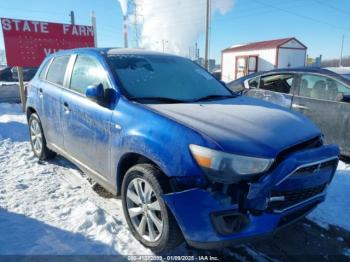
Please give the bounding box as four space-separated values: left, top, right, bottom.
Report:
189 144 274 183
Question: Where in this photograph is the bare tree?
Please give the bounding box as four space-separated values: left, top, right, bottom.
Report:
322 56 350 67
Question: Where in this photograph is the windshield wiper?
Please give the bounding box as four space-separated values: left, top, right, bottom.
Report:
192 94 237 102
129 96 189 103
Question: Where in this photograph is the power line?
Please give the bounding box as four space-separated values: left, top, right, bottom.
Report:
312 0 350 16
252 0 350 33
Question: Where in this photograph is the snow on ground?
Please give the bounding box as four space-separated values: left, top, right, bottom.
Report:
0 103 154 255
0 103 349 255
307 161 350 231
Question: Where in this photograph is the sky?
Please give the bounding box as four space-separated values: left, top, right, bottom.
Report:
0 0 349 63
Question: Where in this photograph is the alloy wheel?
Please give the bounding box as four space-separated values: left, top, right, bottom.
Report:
126 178 163 242
30 118 43 155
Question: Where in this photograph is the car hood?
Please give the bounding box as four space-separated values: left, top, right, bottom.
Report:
146 96 321 158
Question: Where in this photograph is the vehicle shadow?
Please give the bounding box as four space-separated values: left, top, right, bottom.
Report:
0 207 127 260
49 154 80 171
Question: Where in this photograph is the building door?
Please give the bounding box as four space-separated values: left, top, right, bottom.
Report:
235 56 258 79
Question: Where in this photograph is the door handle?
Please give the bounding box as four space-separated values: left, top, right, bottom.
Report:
63 102 71 113
38 87 43 98
292 103 309 110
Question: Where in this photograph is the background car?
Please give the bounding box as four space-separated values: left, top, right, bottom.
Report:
326 67 350 81
11 67 38 81
229 67 350 157
0 66 14 81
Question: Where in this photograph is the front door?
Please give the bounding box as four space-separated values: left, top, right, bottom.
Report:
292 73 350 155
245 73 296 108
61 54 113 177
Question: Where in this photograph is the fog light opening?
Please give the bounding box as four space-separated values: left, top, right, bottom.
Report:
211 212 250 235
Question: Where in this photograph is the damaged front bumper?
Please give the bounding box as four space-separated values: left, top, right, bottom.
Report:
163 145 339 249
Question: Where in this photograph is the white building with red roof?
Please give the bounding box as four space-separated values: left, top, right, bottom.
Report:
221 37 307 82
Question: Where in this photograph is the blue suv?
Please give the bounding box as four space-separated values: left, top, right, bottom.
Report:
26 48 339 252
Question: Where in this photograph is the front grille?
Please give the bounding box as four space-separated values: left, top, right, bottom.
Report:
292 159 338 177
268 183 326 211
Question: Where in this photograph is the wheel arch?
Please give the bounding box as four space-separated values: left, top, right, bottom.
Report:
116 152 170 195
26 106 37 122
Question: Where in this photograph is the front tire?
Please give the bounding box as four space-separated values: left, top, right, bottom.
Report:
121 164 183 253
28 113 55 160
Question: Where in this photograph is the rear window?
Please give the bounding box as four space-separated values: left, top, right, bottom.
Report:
46 56 70 86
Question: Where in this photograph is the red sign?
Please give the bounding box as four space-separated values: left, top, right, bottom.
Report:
1 18 95 67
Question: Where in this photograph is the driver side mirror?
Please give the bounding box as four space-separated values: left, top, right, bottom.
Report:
229 83 245 94
85 83 119 106
86 83 104 103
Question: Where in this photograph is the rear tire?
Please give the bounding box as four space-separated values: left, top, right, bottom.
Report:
28 113 55 160
122 164 183 253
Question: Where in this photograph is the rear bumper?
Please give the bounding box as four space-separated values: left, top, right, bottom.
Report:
163 144 339 248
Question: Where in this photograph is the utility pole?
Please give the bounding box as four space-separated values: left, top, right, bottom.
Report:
130 0 142 48
163 40 168 52
91 11 97 47
157 40 168 53
204 0 210 70
339 35 345 67
69 11 75 25
123 15 128 48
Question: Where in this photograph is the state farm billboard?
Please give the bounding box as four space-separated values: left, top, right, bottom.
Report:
1 18 95 67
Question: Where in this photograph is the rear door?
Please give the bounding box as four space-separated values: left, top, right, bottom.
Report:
292 73 350 155
61 53 113 177
39 55 70 148
245 73 297 108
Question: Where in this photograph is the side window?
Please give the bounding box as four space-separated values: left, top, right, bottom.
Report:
70 55 109 95
299 74 349 101
39 58 51 79
259 74 295 94
46 56 70 86
248 76 260 89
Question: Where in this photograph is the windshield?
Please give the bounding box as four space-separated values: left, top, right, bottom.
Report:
107 54 232 102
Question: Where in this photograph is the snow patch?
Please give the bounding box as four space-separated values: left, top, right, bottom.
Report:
307 161 350 231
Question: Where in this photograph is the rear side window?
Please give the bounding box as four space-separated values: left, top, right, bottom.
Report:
39 58 52 79
299 74 350 101
70 55 109 95
46 56 70 86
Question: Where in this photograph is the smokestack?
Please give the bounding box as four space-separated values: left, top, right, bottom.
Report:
123 15 128 48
